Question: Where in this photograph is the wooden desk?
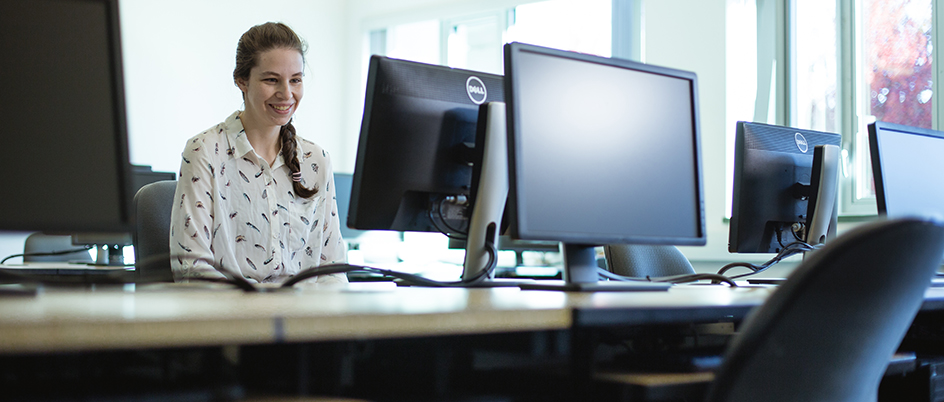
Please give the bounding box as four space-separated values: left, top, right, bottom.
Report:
6 283 943 353
0 283 771 354
1 283 942 401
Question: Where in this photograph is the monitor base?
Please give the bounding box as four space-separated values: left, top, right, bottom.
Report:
394 278 537 288
462 278 538 288
519 280 671 292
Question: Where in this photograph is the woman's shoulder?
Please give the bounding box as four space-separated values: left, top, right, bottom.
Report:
295 136 330 161
181 112 241 159
181 128 222 159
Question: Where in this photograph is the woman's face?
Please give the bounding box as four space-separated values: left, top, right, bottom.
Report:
236 47 304 129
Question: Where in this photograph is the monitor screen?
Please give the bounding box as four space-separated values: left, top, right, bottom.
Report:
728 121 842 253
503 42 706 290
348 55 504 234
0 0 133 234
869 121 944 221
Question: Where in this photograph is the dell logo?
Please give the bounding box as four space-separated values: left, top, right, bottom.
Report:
466 76 487 104
794 133 809 153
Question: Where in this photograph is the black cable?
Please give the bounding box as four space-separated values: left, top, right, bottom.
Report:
1 245 94 264
665 273 739 287
791 223 805 244
427 205 467 241
437 198 468 236
717 241 820 279
132 253 260 291
281 236 499 288
775 224 786 249
199 259 259 292
598 268 738 287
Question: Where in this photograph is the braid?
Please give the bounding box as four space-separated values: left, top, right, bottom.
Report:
280 120 318 198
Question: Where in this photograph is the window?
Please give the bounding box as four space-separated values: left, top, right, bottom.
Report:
370 0 614 74
382 20 441 65
850 0 933 208
728 0 940 217
505 0 612 59
793 0 839 134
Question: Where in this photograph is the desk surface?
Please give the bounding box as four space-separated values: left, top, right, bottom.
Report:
1 283 942 355
0 283 768 353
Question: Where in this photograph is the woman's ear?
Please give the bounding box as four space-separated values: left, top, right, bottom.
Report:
235 77 248 93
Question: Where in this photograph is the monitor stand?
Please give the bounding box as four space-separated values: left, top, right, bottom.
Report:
461 102 533 288
803 144 840 245
518 244 671 292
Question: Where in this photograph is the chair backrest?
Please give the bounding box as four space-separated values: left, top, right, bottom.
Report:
23 233 93 263
132 180 177 282
603 244 696 278
705 218 944 402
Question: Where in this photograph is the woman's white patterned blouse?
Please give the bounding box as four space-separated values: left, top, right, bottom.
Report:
169 111 347 284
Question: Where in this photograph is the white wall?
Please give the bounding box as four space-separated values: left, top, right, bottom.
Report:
640 0 732 262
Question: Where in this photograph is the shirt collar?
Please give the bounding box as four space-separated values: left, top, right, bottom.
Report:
225 110 293 169
225 111 255 160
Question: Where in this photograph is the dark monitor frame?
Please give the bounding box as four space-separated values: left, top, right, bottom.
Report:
348 55 504 235
728 121 842 253
503 42 706 291
0 0 134 234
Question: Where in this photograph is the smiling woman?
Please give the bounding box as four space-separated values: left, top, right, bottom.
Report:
168 22 347 285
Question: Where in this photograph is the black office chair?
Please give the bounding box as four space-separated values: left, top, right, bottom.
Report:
603 244 696 278
132 180 177 282
595 218 944 401
703 217 944 402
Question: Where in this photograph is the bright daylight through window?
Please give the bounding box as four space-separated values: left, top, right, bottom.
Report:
727 0 935 217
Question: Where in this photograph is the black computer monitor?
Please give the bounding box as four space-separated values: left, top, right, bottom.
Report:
348 55 503 234
869 121 944 222
728 121 842 253
0 0 134 235
502 42 707 291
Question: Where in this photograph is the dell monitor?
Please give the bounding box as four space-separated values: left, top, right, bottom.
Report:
349 56 503 234
869 121 944 222
349 56 505 282
728 121 842 253
0 0 134 235
503 42 707 291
